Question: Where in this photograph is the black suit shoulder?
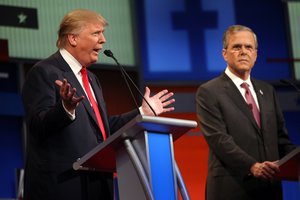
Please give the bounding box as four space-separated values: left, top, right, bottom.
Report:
27 51 70 76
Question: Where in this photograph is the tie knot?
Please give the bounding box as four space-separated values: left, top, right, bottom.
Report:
81 66 87 75
241 82 249 90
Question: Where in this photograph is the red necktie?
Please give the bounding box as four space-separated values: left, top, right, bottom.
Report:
241 82 261 128
81 67 107 140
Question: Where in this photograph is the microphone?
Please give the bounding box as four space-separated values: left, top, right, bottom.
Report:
280 79 300 93
103 49 157 116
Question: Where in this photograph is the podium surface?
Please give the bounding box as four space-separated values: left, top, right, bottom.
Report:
276 147 300 181
73 115 197 200
73 115 196 171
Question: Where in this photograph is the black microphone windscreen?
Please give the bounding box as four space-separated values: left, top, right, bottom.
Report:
103 49 158 116
280 79 290 85
104 50 113 57
280 79 300 93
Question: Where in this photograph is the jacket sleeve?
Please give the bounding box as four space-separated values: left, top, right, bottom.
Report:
22 64 73 139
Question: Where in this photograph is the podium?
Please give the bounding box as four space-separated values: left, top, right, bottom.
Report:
276 147 300 182
73 115 197 200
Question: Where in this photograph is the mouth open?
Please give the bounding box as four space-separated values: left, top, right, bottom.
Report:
93 48 101 55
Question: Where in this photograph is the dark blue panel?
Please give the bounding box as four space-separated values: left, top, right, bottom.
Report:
282 181 300 200
284 111 300 146
0 92 24 116
0 116 24 198
282 111 300 200
0 62 19 92
235 0 291 80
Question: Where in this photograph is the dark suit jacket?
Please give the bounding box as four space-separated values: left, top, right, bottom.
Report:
22 51 139 200
196 73 296 200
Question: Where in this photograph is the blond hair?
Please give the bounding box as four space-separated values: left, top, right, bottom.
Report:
56 9 108 48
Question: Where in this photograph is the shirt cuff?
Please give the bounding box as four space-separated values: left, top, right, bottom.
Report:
62 100 76 120
139 106 144 115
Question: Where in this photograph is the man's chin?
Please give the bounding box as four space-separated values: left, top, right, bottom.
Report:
91 57 99 63
238 64 252 70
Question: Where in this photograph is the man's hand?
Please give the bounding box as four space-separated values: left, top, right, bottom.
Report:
55 79 84 113
250 161 280 180
141 87 175 116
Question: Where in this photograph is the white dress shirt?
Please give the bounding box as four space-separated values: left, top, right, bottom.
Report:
225 67 260 110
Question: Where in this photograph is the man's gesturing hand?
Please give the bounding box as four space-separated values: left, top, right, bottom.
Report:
141 87 175 116
55 79 84 113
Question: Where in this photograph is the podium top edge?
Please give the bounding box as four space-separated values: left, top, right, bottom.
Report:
136 115 198 128
278 147 300 166
72 115 198 170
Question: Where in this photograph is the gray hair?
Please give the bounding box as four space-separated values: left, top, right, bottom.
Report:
222 25 258 49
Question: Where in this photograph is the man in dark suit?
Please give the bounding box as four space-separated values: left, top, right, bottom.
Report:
22 9 175 200
196 25 297 200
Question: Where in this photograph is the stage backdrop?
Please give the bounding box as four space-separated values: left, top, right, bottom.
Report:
136 0 292 82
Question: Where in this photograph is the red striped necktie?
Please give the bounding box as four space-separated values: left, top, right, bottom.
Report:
81 67 107 140
241 82 261 128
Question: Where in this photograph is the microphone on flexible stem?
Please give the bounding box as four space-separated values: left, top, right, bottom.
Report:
280 79 300 94
103 49 157 116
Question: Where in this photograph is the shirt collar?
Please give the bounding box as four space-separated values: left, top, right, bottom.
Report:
59 48 82 75
225 67 253 89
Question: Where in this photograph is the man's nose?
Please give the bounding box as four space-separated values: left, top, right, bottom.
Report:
99 34 106 44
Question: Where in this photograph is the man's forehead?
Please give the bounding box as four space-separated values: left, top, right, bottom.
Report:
228 33 255 44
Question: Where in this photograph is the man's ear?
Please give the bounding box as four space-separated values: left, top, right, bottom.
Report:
67 34 77 47
222 48 227 62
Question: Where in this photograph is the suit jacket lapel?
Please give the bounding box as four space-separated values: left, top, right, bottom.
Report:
64 71 99 123
54 52 100 128
252 79 266 131
222 74 261 133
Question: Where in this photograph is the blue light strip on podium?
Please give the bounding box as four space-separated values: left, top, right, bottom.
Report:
146 132 176 200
